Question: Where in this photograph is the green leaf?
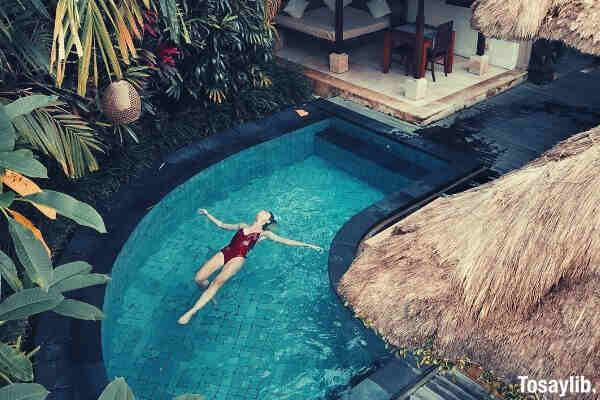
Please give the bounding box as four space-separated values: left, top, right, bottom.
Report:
0 151 47 178
4 95 59 120
0 250 23 292
52 298 105 320
29 0 52 20
21 190 106 233
0 341 33 382
0 191 15 208
8 219 53 290
0 106 15 152
50 261 93 286
51 273 110 293
0 288 63 321
174 395 205 400
98 377 135 400
0 383 48 400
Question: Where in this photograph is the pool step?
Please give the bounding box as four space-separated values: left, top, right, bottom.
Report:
315 128 429 192
334 357 494 400
408 369 494 400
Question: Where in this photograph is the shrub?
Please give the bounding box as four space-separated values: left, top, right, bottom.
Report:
144 0 276 106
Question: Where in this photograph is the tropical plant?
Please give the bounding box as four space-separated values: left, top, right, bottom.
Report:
0 95 108 386
1 93 105 178
0 376 205 400
0 0 52 80
142 0 275 106
48 0 189 98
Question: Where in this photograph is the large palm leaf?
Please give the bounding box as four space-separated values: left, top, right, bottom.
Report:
50 0 148 97
9 100 105 179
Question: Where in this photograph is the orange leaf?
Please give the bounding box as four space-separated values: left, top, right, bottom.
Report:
7 209 52 257
295 109 309 117
2 170 57 219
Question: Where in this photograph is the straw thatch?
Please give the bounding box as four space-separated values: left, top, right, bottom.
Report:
338 125 600 388
471 0 600 56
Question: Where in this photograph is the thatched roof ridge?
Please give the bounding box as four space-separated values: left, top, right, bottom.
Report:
338 125 600 387
471 0 600 56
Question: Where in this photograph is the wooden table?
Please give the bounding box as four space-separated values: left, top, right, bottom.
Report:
382 24 455 78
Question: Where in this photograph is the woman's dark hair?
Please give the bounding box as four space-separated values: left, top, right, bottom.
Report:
262 211 277 230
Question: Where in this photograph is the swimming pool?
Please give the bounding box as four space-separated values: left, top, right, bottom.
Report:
100 115 462 400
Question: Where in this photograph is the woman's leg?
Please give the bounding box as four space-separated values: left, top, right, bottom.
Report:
194 252 225 287
178 257 245 324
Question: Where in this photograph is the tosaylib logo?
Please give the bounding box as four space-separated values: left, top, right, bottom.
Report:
518 376 596 397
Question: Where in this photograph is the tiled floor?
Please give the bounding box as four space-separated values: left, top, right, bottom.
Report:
278 36 507 106
276 31 527 125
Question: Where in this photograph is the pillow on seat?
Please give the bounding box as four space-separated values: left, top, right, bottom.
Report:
366 0 391 18
323 0 352 12
283 0 310 18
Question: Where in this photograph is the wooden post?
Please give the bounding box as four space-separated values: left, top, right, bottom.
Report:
413 0 425 79
334 0 344 53
477 32 486 56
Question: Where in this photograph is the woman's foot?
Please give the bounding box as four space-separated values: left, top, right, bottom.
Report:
178 311 194 325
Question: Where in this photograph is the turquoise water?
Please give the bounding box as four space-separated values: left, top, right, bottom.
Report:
102 119 442 400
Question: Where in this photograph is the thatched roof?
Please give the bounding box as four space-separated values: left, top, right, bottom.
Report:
338 125 600 387
471 0 600 56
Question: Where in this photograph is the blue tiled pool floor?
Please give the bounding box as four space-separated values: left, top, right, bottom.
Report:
102 117 456 400
103 155 393 400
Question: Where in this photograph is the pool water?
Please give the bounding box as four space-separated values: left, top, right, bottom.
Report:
102 119 446 400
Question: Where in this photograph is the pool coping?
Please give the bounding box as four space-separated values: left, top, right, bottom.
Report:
32 99 483 400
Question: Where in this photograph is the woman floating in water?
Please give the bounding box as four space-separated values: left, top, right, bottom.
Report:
178 209 323 324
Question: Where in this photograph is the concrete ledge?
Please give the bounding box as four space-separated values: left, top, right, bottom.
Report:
278 57 527 127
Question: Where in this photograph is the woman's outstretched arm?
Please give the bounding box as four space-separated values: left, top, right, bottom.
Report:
262 231 323 251
198 209 246 230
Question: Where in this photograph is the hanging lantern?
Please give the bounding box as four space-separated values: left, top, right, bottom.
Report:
102 80 141 124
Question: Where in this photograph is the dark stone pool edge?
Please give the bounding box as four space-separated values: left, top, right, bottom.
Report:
32 99 483 400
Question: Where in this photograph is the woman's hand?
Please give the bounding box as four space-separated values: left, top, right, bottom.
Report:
197 208 209 216
308 244 324 252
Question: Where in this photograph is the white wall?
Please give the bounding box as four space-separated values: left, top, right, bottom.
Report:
405 0 522 69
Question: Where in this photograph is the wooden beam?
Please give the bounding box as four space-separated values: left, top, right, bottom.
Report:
413 0 425 79
334 0 344 52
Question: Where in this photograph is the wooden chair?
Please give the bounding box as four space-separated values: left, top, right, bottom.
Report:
426 21 453 82
387 21 453 79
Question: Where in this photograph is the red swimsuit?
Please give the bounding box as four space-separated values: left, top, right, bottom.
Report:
220 229 261 263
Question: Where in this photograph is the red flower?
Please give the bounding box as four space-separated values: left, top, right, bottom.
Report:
157 42 180 66
144 10 158 24
143 10 159 37
144 23 158 37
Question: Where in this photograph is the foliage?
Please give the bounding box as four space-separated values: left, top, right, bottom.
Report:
49 0 149 97
2 93 105 179
0 0 52 80
1 377 204 400
0 95 108 386
142 0 276 106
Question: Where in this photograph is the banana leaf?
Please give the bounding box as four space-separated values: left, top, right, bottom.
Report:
0 383 48 400
52 298 105 320
0 250 23 293
51 273 110 293
0 341 33 382
20 190 106 233
98 377 135 400
7 219 53 290
51 261 93 286
0 288 64 321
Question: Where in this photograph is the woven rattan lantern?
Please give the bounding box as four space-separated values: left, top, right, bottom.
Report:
102 80 141 124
